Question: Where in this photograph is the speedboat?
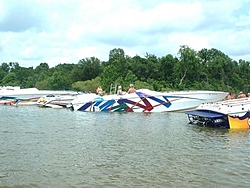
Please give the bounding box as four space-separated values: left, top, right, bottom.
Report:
0 86 78 96
37 94 79 108
0 96 40 106
0 86 38 94
67 89 228 113
186 98 250 129
0 86 79 106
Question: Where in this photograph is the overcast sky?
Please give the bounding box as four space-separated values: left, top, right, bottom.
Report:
0 0 250 67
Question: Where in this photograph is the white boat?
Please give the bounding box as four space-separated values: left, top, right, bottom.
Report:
186 97 250 129
0 86 78 105
37 94 79 108
67 89 228 113
0 96 40 106
0 86 78 96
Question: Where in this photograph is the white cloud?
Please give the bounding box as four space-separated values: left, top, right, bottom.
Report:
0 0 250 67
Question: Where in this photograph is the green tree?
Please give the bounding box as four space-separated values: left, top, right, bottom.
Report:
34 63 50 87
237 59 250 92
174 45 200 89
197 48 238 91
100 64 121 92
99 48 131 92
109 48 125 62
157 54 177 89
72 77 101 93
0 63 9 83
0 47 249 93
1 72 18 86
48 71 68 90
76 57 102 81
0 63 10 73
129 55 148 81
14 67 34 88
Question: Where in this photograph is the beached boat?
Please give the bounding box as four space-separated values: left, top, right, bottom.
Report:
186 97 250 129
67 89 228 113
0 86 78 106
37 94 79 108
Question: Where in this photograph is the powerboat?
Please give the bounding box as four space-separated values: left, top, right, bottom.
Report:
0 96 40 106
67 89 228 113
0 86 78 96
0 86 37 94
186 97 250 129
37 94 79 108
0 86 78 106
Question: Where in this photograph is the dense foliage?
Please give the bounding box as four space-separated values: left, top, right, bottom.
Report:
1 46 249 94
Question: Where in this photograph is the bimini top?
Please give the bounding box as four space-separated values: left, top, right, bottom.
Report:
187 110 224 118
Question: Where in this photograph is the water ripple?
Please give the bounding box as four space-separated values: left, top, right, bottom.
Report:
0 107 250 187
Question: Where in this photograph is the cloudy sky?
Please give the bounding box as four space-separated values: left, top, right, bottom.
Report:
0 0 250 67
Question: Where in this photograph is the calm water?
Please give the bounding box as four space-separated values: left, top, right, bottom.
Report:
0 106 250 188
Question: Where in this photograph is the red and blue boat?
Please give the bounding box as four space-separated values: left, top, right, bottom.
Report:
67 89 227 113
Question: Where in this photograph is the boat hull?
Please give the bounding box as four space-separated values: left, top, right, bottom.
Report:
187 98 250 129
68 89 228 113
0 86 79 106
0 96 40 106
228 113 250 129
37 94 78 108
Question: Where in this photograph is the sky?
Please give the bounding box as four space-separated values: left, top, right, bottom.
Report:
0 0 250 68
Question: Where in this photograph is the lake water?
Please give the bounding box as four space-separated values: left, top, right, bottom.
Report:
0 105 250 188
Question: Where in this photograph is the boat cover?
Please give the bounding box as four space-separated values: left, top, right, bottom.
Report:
186 110 224 118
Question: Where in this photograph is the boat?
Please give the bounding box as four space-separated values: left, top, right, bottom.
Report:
67 89 228 113
0 96 40 106
186 97 250 129
0 86 78 96
37 94 79 108
0 86 78 106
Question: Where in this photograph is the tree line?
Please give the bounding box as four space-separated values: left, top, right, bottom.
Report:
0 45 249 94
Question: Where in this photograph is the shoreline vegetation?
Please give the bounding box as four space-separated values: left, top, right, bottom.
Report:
0 45 249 94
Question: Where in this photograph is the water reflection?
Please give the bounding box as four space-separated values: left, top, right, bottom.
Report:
228 129 249 138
